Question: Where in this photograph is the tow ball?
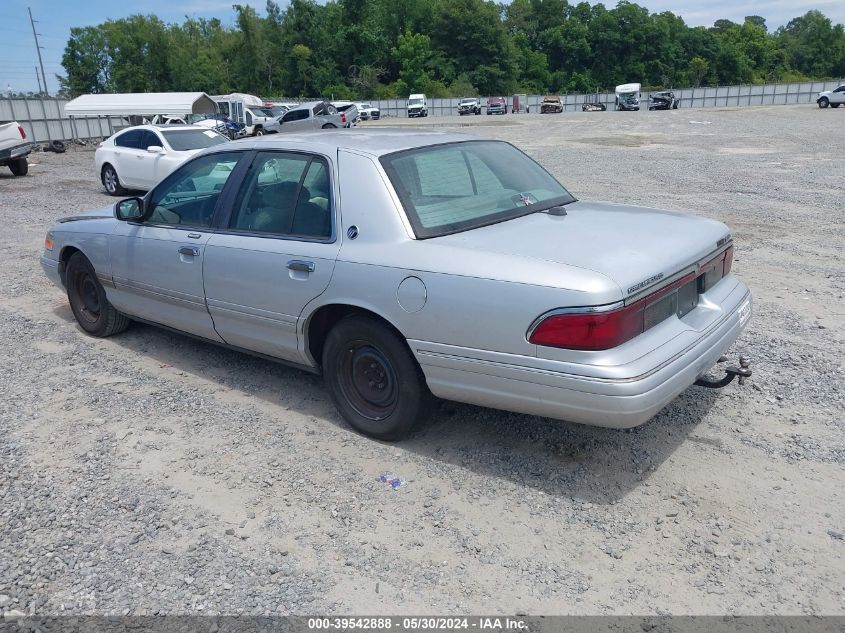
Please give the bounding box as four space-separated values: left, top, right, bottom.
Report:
694 355 752 389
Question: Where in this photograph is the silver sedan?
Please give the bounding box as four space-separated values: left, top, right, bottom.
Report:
40 131 752 440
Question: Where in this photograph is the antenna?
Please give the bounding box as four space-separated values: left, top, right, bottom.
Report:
28 7 49 96
35 66 43 94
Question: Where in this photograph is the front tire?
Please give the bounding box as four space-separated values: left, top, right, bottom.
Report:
101 164 126 196
322 315 433 441
253 126 265 136
818 97 830 108
832 103 841 108
9 158 27 176
66 252 130 337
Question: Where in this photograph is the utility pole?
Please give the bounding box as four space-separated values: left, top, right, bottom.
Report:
28 7 48 96
35 66 43 94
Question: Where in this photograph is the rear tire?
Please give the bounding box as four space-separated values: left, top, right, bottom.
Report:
101 164 126 196
322 123 337 129
9 158 28 176
66 252 130 337
322 315 433 441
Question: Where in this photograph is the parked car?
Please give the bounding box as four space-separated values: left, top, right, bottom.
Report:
264 101 347 133
817 85 845 108
457 98 482 115
41 130 752 441
355 103 380 120
581 101 607 112
649 91 679 110
0 120 31 176
487 97 507 115
192 114 245 140
95 124 229 195
407 94 428 118
615 83 642 111
331 102 360 127
540 96 563 114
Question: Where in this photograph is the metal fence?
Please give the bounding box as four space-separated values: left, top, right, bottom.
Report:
366 79 844 117
0 97 126 144
2 78 842 142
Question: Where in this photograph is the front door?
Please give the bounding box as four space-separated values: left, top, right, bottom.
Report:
203 150 339 364
108 150 245 340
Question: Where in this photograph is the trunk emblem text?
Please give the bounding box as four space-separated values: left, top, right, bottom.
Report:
628 273 664 295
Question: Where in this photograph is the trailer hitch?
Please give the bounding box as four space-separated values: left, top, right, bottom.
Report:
694 355 751 389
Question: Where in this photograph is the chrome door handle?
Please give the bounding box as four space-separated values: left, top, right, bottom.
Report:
287 259 315 273
179 246 200 256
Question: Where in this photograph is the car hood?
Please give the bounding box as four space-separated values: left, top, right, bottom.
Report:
433 200 730 299
57 206 114 223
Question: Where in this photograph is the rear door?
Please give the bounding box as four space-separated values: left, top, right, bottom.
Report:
203 150 339 363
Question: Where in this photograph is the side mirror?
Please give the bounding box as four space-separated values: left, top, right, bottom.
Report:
115 197 145 222
147 145 164 153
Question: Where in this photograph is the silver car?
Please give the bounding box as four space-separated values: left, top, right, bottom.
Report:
40 131 752 441
264 101 346 134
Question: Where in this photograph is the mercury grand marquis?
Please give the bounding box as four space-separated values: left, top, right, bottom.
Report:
40 130 752 440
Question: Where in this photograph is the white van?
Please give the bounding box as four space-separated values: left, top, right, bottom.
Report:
211 93 275 135
615 83 641 111
407 93 428 118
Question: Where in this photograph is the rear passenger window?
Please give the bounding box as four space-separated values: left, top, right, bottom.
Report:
229 152 332 239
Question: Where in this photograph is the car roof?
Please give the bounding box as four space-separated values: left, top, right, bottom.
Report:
117 124 204 133
230 129 480 158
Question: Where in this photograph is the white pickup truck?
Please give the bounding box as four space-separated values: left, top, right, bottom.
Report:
0 121 31 176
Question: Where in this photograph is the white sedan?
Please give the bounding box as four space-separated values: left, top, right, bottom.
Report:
95 125 228 195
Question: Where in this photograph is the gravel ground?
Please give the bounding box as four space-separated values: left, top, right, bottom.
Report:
0 105 843 617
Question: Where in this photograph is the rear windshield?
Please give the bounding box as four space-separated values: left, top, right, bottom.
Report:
162 129 228 151
380 141 575 239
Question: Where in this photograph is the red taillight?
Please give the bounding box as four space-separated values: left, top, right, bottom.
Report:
723 245 733 275
340 113 346 124
529 251 732 351
18 125 26 139
529 302 645 351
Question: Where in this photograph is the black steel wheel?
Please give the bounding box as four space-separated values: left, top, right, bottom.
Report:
66 252 130 337
323 314 433 440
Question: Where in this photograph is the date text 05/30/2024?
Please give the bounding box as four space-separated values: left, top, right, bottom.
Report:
307 617 527 630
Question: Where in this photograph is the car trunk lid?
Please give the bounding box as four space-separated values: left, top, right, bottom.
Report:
433 200 730 300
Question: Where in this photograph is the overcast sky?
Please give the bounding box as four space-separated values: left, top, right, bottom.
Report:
2 0 844 94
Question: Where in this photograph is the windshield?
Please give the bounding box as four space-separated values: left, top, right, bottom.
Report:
380 141 575 239
409 98 423 105
618 91 638 99
460 99 475 104
162 129 228 151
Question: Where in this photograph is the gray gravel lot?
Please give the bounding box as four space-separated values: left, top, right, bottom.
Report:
0 106 843 616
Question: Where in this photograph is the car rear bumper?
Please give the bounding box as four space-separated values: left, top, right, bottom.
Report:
412 279 752 429
0 143 32 162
